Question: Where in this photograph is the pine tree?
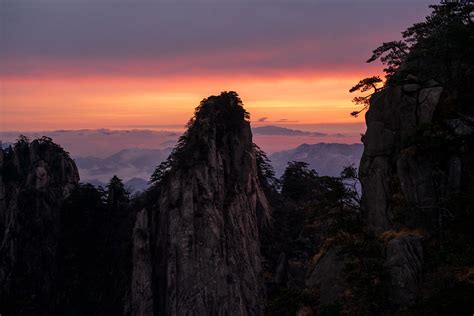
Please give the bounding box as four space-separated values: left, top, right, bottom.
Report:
106 175 129 208
350 1 474 117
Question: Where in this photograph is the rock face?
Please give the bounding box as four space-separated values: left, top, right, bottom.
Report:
305 246 348 305
359 70 474 308
384 235 424 307
132 92 270 315
359 81 436 308
131 209 154 316
0 137 79 315
360 82 445 235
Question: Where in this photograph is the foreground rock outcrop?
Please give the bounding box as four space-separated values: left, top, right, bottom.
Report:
360 80 445 236
384 234 424 307
357 23 474 312
0 137 79 314
264 4 474 314
358 70 474 308
132 91 270 315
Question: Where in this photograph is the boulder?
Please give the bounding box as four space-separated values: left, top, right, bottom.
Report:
403 84 421 93
360 155 393 235
418 87 443 124
363 122 396 157
306 246 348 305
384 235 424 308
446 118 474 136
397 148 442 207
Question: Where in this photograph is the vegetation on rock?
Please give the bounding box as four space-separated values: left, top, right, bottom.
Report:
350 1 474 117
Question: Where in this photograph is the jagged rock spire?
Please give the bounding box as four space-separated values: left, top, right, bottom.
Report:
133 91 270 315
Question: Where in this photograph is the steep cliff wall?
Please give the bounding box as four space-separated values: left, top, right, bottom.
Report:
0 137 79 314
264 5 474 313
360 79 445 235
355 3 474 309
131 209 154 316
359 67 474 309
131 92 270 315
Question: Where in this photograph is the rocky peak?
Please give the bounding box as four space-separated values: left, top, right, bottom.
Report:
159 91 254 176
3 137 79 191
133 91 270 315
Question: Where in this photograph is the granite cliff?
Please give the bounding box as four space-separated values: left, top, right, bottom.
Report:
131 91 271 315
0 137 79 314
356 70 474 312
0 138 135 315
263 3 474 314
358 3 474 310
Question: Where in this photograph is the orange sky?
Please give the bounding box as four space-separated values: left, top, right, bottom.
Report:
1 71 373 131
0 1 433 133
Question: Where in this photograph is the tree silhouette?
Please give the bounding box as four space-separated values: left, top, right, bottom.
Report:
349 1 474 117
349 76 383 117
106 175 129 208
340 164 361 208
366 41 409 79
149 91 249 188
16 134 30 145
281 161 318 201
254 144 277 189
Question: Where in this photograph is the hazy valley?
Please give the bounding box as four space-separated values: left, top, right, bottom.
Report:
2 126 364 191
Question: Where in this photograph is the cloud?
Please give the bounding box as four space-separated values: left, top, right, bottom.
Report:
276 119 299 123
253 126 311 136
0 129 179 157
257 117 268 122
0 0 433 77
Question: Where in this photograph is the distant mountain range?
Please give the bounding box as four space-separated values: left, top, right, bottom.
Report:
269 143 364 177
3 128 363 192
1 142 14 149
74 147 172 191
1 125 361 156
0 129 179 158
252 125 345 137
73 142 363 192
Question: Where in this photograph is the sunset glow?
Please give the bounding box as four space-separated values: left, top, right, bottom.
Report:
1 71 380 131
0 0 433 133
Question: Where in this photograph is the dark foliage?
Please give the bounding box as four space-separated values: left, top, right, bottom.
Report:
58 183 136 315
149 91 249 188
348 76 383 117
263 162 363 313
106 175 130 208
266 288 318 316
281 161 319 201
254 144 278 190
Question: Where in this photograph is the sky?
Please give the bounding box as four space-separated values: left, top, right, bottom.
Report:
0 0 434 133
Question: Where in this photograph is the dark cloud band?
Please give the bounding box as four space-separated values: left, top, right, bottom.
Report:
1 0 433 77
